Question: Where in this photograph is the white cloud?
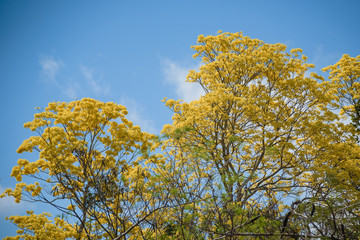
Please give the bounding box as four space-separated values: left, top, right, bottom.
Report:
63 82 81 99
39 55 110 99
0 184 34 216
119 97 157 134
0 195 19 215
39 56 63 85
80 65 110 96
161 59 204 102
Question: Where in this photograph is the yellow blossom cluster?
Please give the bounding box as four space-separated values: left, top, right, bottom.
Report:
4 211 77 240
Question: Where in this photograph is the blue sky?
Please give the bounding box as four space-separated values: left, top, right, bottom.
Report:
0 0 359 237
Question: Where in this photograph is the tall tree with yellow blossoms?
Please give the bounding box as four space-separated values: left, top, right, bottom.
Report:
160 32 360 239
2 32 360 239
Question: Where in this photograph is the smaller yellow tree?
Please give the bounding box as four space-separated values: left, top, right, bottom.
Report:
319 54 360 198
1 98 165 239
322 54 360 191
324 54 360 125
306 55 360 238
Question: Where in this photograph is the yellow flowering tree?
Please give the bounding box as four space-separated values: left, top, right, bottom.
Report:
307 54 360 238
1 98 169 239
160 32 360 239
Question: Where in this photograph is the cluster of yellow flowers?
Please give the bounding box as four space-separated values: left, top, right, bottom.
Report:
4 211 77 240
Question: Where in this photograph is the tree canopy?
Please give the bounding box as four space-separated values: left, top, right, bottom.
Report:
2 32 360 240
